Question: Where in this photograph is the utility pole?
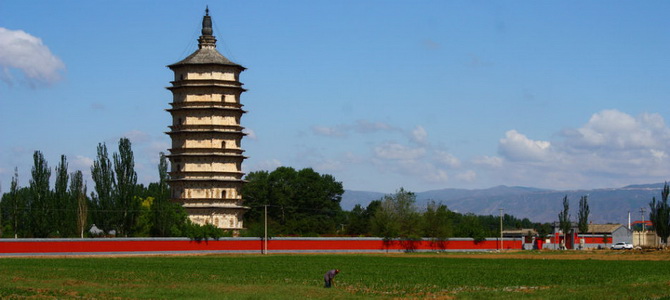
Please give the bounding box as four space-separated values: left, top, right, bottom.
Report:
500 208 504 251
640 207 646 247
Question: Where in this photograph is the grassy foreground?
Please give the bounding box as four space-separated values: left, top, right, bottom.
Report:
1 252 670 299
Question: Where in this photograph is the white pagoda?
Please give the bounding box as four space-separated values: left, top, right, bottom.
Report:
166 8 248 230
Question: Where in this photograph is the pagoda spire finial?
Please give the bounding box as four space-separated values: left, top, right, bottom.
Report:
198 6 216 49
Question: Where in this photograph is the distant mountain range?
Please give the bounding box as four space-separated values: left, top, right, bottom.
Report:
341 183 667 224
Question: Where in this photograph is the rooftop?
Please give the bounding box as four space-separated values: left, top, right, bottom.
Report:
168 7 243 69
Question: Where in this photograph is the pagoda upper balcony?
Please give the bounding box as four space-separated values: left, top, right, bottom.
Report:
169 101 244 110
167 124 246 133
168 79 244 90
168 147 245 155
168 173 246 182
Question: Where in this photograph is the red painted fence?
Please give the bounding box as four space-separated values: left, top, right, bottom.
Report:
0 237 522 256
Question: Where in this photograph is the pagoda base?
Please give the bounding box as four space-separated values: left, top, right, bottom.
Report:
186 207 245 230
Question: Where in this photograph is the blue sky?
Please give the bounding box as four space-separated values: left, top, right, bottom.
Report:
1 1 670 194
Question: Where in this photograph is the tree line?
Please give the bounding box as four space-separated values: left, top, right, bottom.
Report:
0 138 220 239
2 147 574 241
241 167 552 240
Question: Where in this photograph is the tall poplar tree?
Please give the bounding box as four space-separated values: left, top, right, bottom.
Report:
558 195 571 249
150 152 186 236
91 143 115 233
578 195 590 234
69 170 88 238
29 151 52 237
113 138 138 236
54 155 70 236
650 182 670 246
8 168 22 238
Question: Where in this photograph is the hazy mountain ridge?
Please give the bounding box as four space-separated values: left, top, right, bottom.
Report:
342 183 667 224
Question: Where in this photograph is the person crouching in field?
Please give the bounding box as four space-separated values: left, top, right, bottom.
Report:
324 269 339 288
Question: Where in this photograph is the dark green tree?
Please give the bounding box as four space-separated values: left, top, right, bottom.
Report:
54 154 73 236
345 204 366 235
241 170 270 225
241 167 344 235
91 143 115 233
113 138 139 236
372 188 421 250
558 195 571 249
69 170 88 238
289 168 344 234
453 213 487 241
150 152 187 236
29 151 52 237
649 182 670 246
346 200 381 236
8 168 22 238
267 167 298 227
578 195 590 234
371 198 399 239
422 201 452 244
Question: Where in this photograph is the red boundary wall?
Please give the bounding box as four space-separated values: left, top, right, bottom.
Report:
0 237 522 256
544 235 612 246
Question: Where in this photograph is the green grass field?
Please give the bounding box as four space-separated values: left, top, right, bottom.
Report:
1 253 669 299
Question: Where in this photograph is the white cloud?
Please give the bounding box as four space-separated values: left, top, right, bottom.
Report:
311 125 345 137
123 130 151 144
248 159 282 172
435 150 461 168
374 142 425 160
564 109 669 150
313 159 344 172
312 120 396 138
410 126 428 145
354 120 395 133
650 149 666 160
303 111 670 191
243 128 257 140
297 109 670 191
473 155 503 168
71 155 94 170
423 168 449 183
0 27 65 86
498 130 551 162
456 170 477 182
487 110 670 189
147 141 171 163
558 110 670 177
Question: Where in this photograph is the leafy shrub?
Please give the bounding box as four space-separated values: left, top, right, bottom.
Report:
184 222 227 242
